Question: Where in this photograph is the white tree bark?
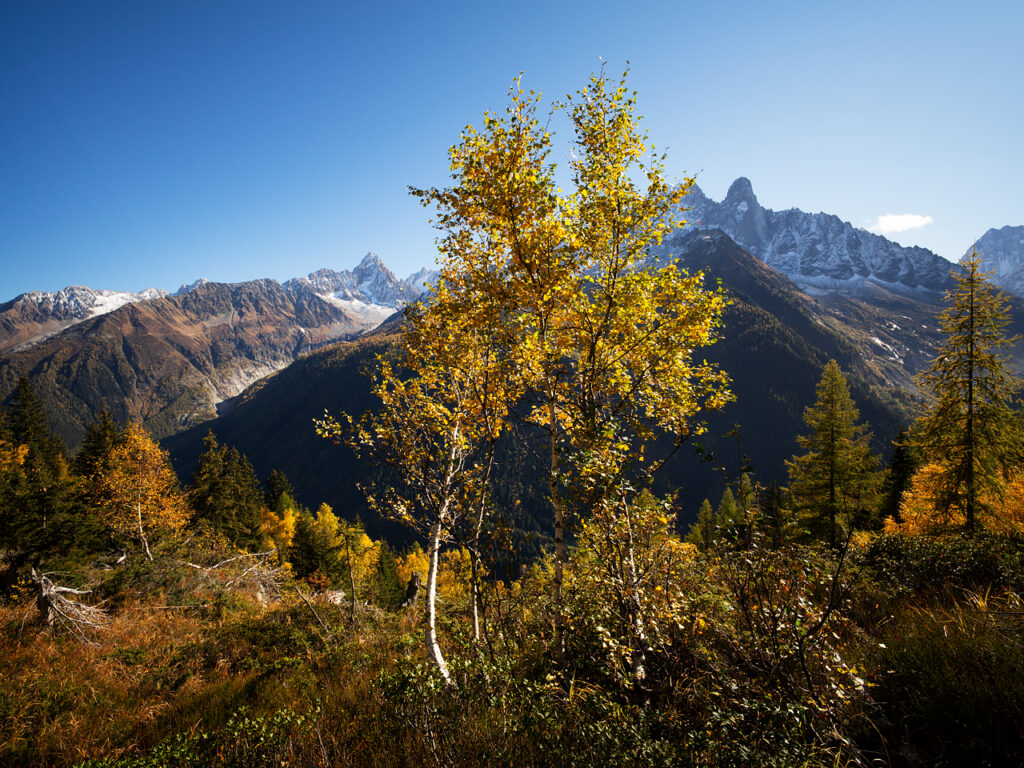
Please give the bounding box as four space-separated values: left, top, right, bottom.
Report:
137 500 152 561
425 518 452 685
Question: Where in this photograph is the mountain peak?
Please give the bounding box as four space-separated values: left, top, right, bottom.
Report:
175 278 209 296
677 175 954 295
966 225 1024 296
724 177 758 210
357 252 385 270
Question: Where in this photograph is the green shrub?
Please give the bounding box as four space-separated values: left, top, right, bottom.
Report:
861 532 1024 596
77 706 316 768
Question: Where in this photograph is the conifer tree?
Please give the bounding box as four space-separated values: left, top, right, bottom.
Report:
264 469 296 511
786 360 879 546
374 541 405 610
289 505 344 586
95 423 187 560
73 406 122 479
912 250 1022 532
715 487 740 540
686 498 716 550
189 432 263 549
879 430 918 526
1 376 74 574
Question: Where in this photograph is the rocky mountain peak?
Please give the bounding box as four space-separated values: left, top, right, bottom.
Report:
679 178 954 296
724 177 759 210
356 252 386 271
174 278 210 296
965 226 1024 297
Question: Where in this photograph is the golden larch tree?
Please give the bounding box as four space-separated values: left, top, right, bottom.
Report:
95 423 187 560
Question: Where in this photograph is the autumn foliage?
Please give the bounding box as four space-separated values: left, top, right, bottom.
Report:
93 423 188 560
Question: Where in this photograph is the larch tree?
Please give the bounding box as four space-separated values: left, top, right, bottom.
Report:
911 249 1022 532
686 498 716 550
408 68 731 657
786 360 878 547
95 423 187 560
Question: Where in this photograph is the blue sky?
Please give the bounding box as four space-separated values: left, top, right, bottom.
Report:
2 0 1021 298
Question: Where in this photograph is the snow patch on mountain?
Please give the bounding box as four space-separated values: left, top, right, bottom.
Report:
317 295 397 326
88 289 165 318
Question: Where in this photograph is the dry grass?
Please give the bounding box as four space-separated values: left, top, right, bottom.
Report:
0 595 248 766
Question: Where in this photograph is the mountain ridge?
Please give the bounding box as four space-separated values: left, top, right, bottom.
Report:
0 256 433 447
0 252 436 354
679 177 958 297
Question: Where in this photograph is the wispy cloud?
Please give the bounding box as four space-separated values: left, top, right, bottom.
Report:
868 213 934 235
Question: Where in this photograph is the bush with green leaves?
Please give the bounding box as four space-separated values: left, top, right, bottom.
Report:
861 532 1024 597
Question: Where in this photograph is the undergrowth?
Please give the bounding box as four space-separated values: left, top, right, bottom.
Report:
1 532 1021 766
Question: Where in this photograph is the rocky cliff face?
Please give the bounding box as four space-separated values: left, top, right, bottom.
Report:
678 178 956 296
966 226 1024 297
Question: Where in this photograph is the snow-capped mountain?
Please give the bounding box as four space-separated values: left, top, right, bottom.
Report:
8 285 166 320
676 178 956 296
0 285 167 353
0 254 437 354
285 252 428 308
284 252 436 330
174 278 210 296
965 226 1024 297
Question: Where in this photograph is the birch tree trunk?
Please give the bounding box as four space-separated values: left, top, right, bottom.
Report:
137 500 152 561
425 518 452 685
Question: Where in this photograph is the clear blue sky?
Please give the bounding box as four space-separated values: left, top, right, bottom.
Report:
2 0 1021 299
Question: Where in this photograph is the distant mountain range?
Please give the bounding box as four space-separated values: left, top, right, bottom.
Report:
0 254 434 446
0 253 432 355
680 177 956 296
679 178 1024 303
0 286 168 355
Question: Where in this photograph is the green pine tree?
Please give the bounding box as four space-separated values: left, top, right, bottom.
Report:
912 250 1022 532
73 406 122 479
1 376 75 577
685 498 715 550
264 469 296 510
189 432 263 548
373 541 405 610
714 487 741 542
288 507 343 586
786 360 879 546
879 430 918 526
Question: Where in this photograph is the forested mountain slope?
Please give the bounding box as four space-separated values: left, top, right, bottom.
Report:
165 231 950 535
0 280 381 447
